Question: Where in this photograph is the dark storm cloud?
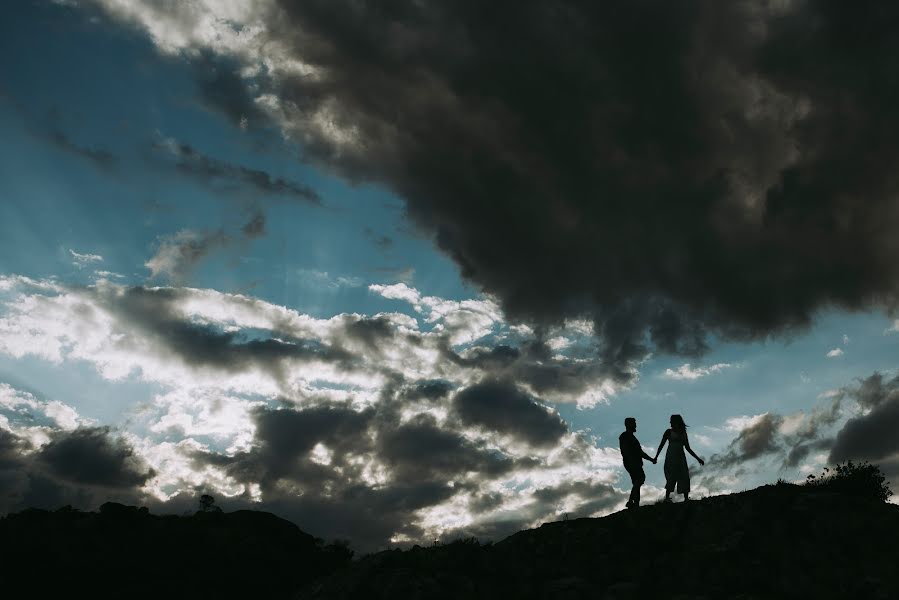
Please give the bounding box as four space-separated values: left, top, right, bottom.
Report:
0 428 30 469
784 438 833 468
444 340 616 400
236 404 374 483
709 413 784 469
830 372 899 465
37 427 155 488
848 371 898 410
341 315 396 350
190 51 269 130
453 380 567 447
148 0 899 377
701 371 899 486
97 286 355 376
0 426 152 514
156 138 320 205
531 480 623 518
445 344 520 370
457 480 623 543
698 389 849 486
200 399 519 490
708 395 846 472
378 414 516 480
187 396 545 550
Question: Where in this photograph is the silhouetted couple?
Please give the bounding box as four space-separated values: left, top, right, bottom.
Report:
619 414 705 509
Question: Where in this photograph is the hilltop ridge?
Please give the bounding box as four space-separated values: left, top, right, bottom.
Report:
300 483 899 599
0 502 351 599
1 482 897 599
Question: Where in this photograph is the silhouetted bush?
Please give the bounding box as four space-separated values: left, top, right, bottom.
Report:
322 538 355 567
804 461 893 503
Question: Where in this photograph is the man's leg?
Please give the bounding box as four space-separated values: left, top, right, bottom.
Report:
627 466 645 507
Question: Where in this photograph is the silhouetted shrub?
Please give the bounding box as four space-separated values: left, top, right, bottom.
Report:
804 461 893 503
322 538 354 567
450 536 481 546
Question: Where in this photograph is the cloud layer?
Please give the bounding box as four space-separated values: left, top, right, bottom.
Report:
0 275 625 549
83 0 899 379
700 371 899 494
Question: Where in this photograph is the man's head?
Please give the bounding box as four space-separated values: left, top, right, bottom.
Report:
624 417 636 432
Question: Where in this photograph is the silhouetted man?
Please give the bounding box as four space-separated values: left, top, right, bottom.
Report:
619 417 655 509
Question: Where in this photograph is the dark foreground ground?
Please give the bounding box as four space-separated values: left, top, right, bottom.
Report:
2 483 897 599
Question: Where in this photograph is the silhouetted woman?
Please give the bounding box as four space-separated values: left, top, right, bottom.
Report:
653 414 704 501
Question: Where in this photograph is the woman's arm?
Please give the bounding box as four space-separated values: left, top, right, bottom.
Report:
654 430 669 461
684 434 704 466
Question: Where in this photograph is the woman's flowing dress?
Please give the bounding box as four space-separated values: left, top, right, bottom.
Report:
664 428 690 494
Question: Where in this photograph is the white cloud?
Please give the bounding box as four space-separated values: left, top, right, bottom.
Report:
662 362 733 380
826 347 843 358
370 282 422 308
547 336 571 351
149 388 263 453
94 270 124 279
0 382 88 431
0 275 630 544
691 433 713 447
309 442 333 466
842 334 850 345
0 277 623 408
723 413 768 432
145 229 229 281
69 249 103 268
371 283 503 345
778 412 805 436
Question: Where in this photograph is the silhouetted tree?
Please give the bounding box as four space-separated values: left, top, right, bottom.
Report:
199 494 222 513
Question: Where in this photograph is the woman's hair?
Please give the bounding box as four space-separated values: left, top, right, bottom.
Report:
670 414 687 430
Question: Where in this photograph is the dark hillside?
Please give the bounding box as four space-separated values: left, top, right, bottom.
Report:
2 483 896 599
300 483 899 599
0 502 351 599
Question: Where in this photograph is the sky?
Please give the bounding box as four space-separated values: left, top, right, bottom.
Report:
1 0 898 551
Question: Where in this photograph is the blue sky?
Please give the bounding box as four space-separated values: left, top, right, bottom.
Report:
1 0 898 550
